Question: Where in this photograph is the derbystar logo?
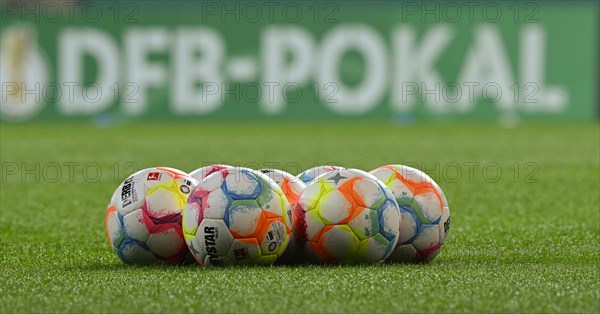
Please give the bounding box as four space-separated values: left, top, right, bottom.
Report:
120 176 136 207
204 226 221 265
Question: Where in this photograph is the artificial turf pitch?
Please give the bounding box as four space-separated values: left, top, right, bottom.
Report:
0 122 598 313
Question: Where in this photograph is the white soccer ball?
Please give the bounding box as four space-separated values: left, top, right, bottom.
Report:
105 167 198 264
182 168 291 266
370 165 450 263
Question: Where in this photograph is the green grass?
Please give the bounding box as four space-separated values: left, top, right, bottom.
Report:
1 122 599 313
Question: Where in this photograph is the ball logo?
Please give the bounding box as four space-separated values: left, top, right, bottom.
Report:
203 226 222 265
233 248 249 260
327 172 347 185
180 179 193 194
180 185 190 194
146 172 160 181
120 176 136 207
0 25 49 121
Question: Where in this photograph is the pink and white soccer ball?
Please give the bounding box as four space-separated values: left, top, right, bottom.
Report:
105 167 198 264
370 165 451 263
189 164 250 182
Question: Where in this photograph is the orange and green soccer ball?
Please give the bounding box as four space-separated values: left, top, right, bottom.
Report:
259 168 307 264
182 168 291 266
370 165 451 263
105 167 198 264
293 168 401 264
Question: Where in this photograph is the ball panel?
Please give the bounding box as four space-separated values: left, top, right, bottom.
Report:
119 240 157 264
196 169 226 192
224 170 261 199
227 238 261 264
356 233 390 263
388 243 418 263
105 204 120 245
186 233 205 265
122 208 150 243
258 219 288 256
304 209 326 242
281 177 305 203
257 189 286 218
412 224 441 253
378 200 401 243
414 191 443 223
297 182 324 210
182 202 200 237
370 166 396 185
203 188 230 219
116 173 146 215
347 208 379 240
352 177 385 209
386 178 414 205
195 218 235 265
227 199 263 238
145 185 183 218
307 238 337 263
398 206 419 244
317 189 352 224
258 169 306 204
319 225 359 262
146 227 185 258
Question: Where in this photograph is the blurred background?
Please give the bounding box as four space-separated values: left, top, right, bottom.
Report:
1 0 597 124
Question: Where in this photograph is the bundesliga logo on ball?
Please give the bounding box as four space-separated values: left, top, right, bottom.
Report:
105 167 198 264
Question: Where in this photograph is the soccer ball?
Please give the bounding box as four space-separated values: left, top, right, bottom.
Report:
189 164 252 182
370 165 450 263
105 167 198 264
294 168 400 264
297 165 345 184
259 168 307 264
182 168 291 266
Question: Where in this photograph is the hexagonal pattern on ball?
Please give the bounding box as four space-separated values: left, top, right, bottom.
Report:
105 167 198 265
182 168 291 266
370 164 451 263
294 168 400 264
